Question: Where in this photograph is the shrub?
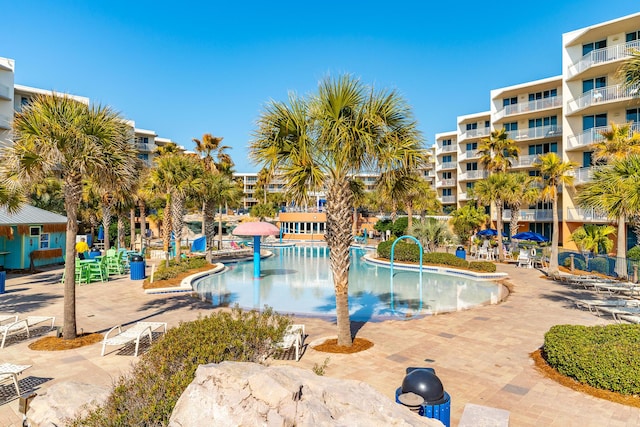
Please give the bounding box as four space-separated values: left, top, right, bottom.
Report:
72 307 291 426
152 256 209 281
391 217 409 236
468 261 496 272
628 245 640 261
544 324 640 395
588 257 609 275
423 252 469 268
562 255 586 271
376 240 421 262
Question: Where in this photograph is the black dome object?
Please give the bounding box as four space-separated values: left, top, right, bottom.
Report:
130 255 144 262
401 368 445 405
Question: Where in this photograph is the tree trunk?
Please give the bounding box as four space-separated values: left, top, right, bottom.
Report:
118 216 125 249
407 203 414 229
548 192 560 277
172 193 185 259
138 200 146 251
616 214 627 279
204 200 216 249
510 207 520 240
162 198 172 253
101 204 112 251
63 176 82 340
218 204 224 250
352 208 358 237
129 208 136 250
325 178 353 347
496 200 504 262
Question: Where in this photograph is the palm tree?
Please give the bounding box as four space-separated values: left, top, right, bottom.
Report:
534 153 577 277
617 49 640 90
473 172 511 261
503 173 540 239
593 122 640 163
251 75 426 347
450 202 488 245
570 224 616 255
378 169 419 222
408 217 452 252
349 178 366 236
577 156 640 278
0 174 24 214
399 173 434 229
5 94 137 339
478 128 520 173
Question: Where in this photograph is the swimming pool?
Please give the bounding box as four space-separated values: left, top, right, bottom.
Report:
193 245 505 321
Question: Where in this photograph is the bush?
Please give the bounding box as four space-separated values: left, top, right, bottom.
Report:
152 256 209 281
544 324 640 395
628 245 640 261
72 307 291 426
391 217 409 236
468 261 496 272
588 257 609 275
423 252 469 268
562 255 586 271
376 240 421 262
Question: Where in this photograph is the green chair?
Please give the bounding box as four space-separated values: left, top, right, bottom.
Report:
105 249 124 275
87 257 107 283
75 258 89 284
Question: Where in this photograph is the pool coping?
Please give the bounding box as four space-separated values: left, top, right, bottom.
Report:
362 253 509 281
143 263 226 294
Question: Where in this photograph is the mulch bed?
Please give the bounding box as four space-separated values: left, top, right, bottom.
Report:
143 265 216 289
531 348 640 407
29 333 103 351
313 338 374 354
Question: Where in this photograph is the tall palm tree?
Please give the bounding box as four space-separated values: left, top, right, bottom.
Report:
577 156 640 278
570 224 616 255
251 75 426 346
503 173 540 239
478 128 520 173
378 169 419 222
473 172 511 261
617 49 640 90
534 153 577 277
0 174 24 214
399 173 434 229
349 178 366 236
593 121 640 163
5 94 137 339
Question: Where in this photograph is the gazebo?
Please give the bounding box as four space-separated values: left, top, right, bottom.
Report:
232 221 279 278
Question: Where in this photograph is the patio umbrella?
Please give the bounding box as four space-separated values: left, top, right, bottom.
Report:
232 221 280 278
97 225 104 241
477 228 497 237
511 231 549 242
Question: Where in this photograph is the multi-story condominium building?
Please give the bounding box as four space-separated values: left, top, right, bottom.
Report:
431 12 640 250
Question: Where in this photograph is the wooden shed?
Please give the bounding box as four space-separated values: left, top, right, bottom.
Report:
0 205 67 270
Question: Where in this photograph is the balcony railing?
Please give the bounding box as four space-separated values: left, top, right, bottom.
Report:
441 195 456 204
506 125 562 142
567 123 640 150
566 208 610 222
437 178 456 187
494 209 556 221
460 127 490 140
0 113 10 130
440 162 457 170
439 145 456 153
458 170 488 181
568 40 640 79
458 149 479 161
495 96 562 119
510 154 540 168
572 167 594 185
568 84 639 114
135 142 155 152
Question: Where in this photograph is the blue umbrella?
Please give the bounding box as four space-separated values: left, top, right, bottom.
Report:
97 225 104 241
511 231 549 242
477 228 497 237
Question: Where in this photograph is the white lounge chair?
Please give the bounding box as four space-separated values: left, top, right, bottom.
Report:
101 321 167 356
574 298 638 315
275 324 305 362
517 252 531 268
0 363 31 396
0 316 55 348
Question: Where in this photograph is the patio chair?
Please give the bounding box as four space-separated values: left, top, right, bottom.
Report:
105 250 125 275
101 321 167 356
0 316 55 348
517 252 531 268
0 363 31 396
87 256 108 283
274 324 305 362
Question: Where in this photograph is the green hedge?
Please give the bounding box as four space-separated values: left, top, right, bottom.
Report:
72 307 291 426
627 245 640 261
152 257 209 281
377 240 421 262
563 256 586 271
376 243 496 273
422 252 468 268
468 261 496 272
589 257 609 275
544 324 640 395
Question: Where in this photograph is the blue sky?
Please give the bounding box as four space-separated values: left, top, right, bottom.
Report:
3 1 639 172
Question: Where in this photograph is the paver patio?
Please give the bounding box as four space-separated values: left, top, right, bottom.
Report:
0 261 639 426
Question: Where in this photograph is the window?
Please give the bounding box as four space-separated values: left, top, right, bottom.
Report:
583 151 593 167
466 142 477 151
627 31 640 42
529 170 540 177
466 123 477 131
466 182 474 190
528 116 557 128
504 122 518 131
583 113 607 130
528 143 557 155
466 162 478 171
442 189 452 196
30 226 40 236
484 120 490 128
502 97 517 107
40 233 50 249
442 172 452 179
442 138 452 147
627 108 640 124
442 155 452 163
137 153 149 161
528 89 557 101
21 97 29 105
582 39 606 56
582 77 606 93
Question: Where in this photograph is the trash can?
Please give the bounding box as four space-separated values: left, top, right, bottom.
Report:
396 367 450 427
455 246 466 260
129 255 146 280
0 270 5 294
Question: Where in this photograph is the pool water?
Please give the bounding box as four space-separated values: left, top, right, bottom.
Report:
193 246 504 321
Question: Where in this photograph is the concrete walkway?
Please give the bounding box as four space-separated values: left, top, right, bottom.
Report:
0 262 639 426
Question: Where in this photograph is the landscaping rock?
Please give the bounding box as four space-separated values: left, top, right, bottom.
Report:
169 361 443 427
26 381 110 427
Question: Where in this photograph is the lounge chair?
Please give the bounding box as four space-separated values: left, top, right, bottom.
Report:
574 298 638 315
274 324 305 362
0 314 18 325
101 321 167 356
0 363 31 395
0 316 55 348
517 252 531 268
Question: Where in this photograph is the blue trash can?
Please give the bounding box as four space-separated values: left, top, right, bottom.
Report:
0 270 5 294
130 256 146 280
455 246 466 260
396 367 450 427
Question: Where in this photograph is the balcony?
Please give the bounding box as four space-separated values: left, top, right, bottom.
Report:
135 142 155 152
566 123 640 151
495 96 562 120
458 191 472 201
441 195 456 204
458 170 488 181
510 154 540 169
506 125 562 142
567 84 639 115
460 127 490 140
566 208 611 222
568 40 640 79
572 167 594 185
458 149 479 162
494 209 556 221
0 83 10 101
0 113 10 130
440 162 457 170
438 145 456 154
437 178 456 188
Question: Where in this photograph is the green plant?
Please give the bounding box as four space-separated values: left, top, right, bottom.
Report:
72 307 291 426
422 252 469 268
376 240 421 262
588 257 609 275
468 261 496 272
151 256 209 281
312 357 331 376
562 256 586 271
544 324 640 395
391 217 409 236
627 245 640 261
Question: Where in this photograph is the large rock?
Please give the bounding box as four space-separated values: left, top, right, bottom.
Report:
169 362 443 427
26 381 110 427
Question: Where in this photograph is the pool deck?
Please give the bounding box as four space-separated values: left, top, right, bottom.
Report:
1 262 639 426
